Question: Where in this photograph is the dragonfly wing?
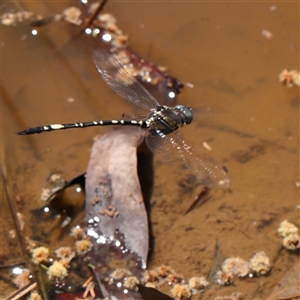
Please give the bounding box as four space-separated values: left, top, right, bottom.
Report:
146 131 231 187
93 49 159 110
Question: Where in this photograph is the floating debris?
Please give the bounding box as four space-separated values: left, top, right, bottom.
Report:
221 257 250 277
141 265 209 298
70 225 86 240
8 2 184 101
279 69 300 87
157 265 174 278
47 260 68 280
31 246 49 264
278 220 298 237
83 281 96 298
12 268 30 288
143 269 160 284
123 276 140 291
166 272 184 285
8 229 16 238
1 11 34 26
171 284 191 300
249 251 271 275
282 233 300 250
110 268 132 281
28 290 42 300
62 6 82 25
215 270 234 286
262 29 273 40
278 220 300 250
75 239 93 255
202 141 212 151
40 172 66 202
188 276 209 292
55 246 75 267
216 253 270 285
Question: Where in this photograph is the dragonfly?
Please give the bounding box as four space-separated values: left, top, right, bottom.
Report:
17 49 230 187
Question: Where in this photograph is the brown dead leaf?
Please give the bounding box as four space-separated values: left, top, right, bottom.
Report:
266 261 300 300
85 126 147 299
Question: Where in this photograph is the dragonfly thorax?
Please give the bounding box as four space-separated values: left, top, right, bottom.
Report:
145 105 193 136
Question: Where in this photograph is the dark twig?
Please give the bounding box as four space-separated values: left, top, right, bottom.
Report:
7 282 37 300
184 186 210 215
83 0 108 31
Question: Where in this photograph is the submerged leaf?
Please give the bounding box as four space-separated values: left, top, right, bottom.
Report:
266 261 300 300
137 284 174 300
85 127 148 299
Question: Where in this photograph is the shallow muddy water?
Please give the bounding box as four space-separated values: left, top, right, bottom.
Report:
1 1 299 299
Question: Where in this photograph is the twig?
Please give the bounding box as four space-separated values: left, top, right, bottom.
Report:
7 282 37 300
0 262 26 269
83 0 108 31
184 186 210 215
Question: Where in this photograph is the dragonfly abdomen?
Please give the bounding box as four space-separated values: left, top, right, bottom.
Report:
17 119 145 135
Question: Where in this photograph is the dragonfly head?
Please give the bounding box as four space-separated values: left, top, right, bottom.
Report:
175 105 193 125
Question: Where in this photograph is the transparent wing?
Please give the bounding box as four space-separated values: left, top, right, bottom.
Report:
93 49 159 111
145 131 231 187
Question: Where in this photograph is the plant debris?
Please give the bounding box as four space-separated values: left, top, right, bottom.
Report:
266 261 300 300
85 126 148 299
279 69 300 88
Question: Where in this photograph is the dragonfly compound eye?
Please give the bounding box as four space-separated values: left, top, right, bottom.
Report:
175 105 193 125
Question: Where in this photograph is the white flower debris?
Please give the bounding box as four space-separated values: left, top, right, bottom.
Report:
261 29 273 40
98 13 117 27
1 11 33 26
110 268 132 281
166 272 184 285
62 6 82 25
40 188 51 201
8 229 16 239
142 266 209 297
28 290 42 300
279 69 300 87
188 276 209 292
12 268 30 288
145 282 156 288
215 270 234 286
70 225 86 239
75 239 93 255
282 233 300 250
221 257 251 277
47 260 68 280
171 284 192 300
123 276 140 291
143 269 160 283
249 251 270 275
156 264 174 278
216 253 271 285
278 220 298 237
32 246 49 264
278 220 300 250
55 246 75 267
